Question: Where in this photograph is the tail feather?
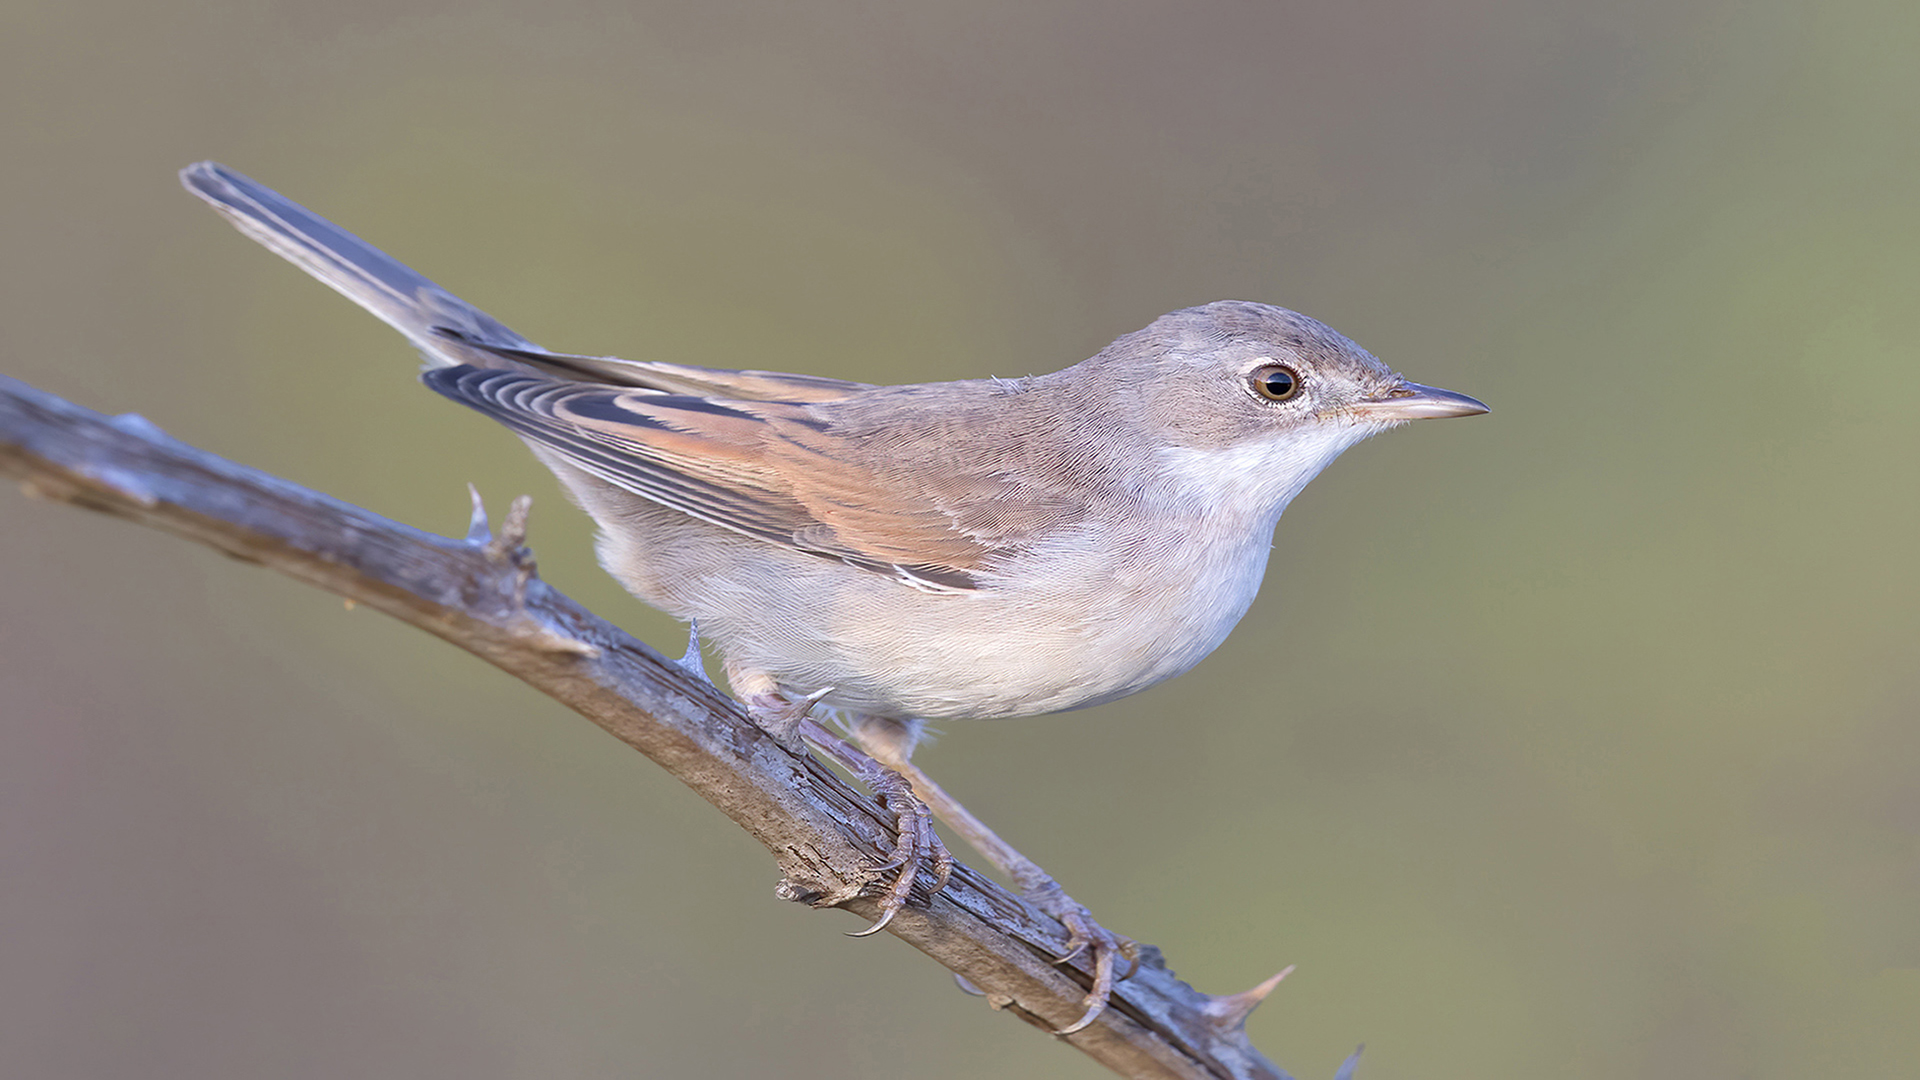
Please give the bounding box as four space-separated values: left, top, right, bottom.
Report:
181 162 876 403
179 161 534 365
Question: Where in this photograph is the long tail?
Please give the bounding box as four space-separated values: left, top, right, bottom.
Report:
179 162 535 366
181 163 877 401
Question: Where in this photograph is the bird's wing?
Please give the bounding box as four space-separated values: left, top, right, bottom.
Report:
440 333 877 402
424 366 1082 591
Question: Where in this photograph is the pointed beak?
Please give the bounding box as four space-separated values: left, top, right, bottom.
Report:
1350 381 1490 421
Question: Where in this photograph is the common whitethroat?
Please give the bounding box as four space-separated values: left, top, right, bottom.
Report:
182 161 1488 1033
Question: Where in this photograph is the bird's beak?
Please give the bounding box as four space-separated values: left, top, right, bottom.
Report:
1350 381 1490 421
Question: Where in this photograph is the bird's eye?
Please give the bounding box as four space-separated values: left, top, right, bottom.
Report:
1250 363 1301 402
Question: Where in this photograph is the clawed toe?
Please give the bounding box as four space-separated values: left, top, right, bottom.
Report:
743 686 836 749
848 764 952 936
1012 878 1137 1034
1057 908 1140 979
790 710 1127 1033
1052 906 1137 1034
791 717 954 936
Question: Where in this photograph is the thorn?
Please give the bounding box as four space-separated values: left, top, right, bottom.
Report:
464 484 491 544
1333 1043 1365 1080
502 494 532 543
484 494 533 560
675 620 713 683
954 974 986 997
516 625 602 657
343 598 357 611
1200 965 1294 1032
109 412 169 439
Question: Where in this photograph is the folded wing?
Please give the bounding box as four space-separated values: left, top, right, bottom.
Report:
424 366 1024 592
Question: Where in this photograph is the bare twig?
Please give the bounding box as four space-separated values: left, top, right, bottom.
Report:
2 373 1347 1080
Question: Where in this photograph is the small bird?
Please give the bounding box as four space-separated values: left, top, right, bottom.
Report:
182 161 1487 1032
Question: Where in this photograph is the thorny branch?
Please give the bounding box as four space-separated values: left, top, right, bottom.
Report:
1 374 1362 1080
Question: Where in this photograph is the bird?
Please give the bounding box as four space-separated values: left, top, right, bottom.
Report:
180 161 1487 1032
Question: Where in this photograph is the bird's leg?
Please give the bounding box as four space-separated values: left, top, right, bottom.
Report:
726 659 832 750
844 714 1139 1034
724 667 952 943
795 717 952 935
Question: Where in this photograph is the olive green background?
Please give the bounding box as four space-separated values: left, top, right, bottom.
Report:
3 2 1915 1078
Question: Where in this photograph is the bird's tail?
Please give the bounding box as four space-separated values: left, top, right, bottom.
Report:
179 161 535 366
181 162 880 399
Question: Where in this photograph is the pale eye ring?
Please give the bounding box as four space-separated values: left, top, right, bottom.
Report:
1250 363 1302 402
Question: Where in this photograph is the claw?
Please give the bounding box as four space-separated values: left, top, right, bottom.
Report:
828 721 1133 1036
846 764 940 937
928 835 953 894
847 904 900 937
1046 903 1137 1035
1055 925 1127 1034
845 834 915 935
1057 1000 1103 1036
746 686 837 746
1054 953 1112 1034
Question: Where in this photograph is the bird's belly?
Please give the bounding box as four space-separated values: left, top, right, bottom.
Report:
679 523 1271 719
565 469 1274 720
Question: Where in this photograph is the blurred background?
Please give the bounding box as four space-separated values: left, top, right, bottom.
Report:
3 2 1915 1077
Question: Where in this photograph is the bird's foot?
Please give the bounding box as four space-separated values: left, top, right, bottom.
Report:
741 685 835 750
792 718 953 934
845 761 953 936
1015 871 1140 1034
836 713 1136 1033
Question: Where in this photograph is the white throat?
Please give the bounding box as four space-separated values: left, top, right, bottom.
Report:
1154 422 1380 529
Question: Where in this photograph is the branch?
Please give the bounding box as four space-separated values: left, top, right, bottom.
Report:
1 374 1352 1080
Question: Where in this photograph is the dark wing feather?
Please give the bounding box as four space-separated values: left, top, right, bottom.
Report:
432 330 876 401
423 366 998 590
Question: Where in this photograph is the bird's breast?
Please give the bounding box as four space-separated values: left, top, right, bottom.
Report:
775 511 1278 719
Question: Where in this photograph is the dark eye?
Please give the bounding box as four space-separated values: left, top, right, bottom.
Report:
1250 363 1301 402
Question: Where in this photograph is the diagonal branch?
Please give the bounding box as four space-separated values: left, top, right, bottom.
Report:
1 373 1346 1080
